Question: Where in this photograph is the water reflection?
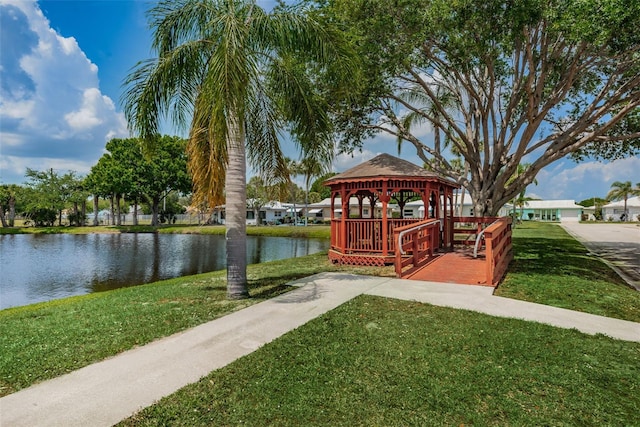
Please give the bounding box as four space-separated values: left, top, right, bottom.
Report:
0 233 328 309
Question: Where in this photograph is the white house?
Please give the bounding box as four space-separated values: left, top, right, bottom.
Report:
403 195 512 219
211 200 298 225
519 200 584 222
306 197 397 221
602 196 640 221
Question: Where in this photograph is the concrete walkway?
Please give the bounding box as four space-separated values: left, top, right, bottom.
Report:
561 222 640 290
1 272 639 427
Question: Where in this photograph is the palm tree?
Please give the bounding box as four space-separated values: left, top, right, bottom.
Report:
297 151 332 225
607 181 640 221
123 0 350 298
285 158 302 225
507 163 537 222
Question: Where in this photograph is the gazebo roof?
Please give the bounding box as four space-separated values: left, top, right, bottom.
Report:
325 153 458 187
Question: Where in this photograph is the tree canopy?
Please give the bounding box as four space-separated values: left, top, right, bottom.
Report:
87 136 190 226
318 0 640 216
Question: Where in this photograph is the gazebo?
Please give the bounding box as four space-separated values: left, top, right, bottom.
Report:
325 153 460 266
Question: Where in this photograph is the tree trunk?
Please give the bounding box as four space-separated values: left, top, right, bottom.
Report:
8 195 15 227
472 195 499 218
151 196 160 226
110 195 115 225
458 162 469 217
115 194 122 226
458 189 465 217
73 202 79 226
225 116 249 299
93 195 99 226
81 200 86 226
133 200 139 226
305 178 310 226
0 209 7 227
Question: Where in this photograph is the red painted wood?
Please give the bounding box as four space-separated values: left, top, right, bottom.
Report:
406 249 490 286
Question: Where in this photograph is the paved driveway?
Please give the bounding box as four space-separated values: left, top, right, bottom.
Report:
561 222 640 290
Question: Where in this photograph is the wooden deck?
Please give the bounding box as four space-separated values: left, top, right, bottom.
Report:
405 247 493 286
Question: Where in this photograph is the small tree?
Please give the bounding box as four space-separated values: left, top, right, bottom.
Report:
0 184 21 227
246 176 280 226
310 172 337 200
23 168 69 226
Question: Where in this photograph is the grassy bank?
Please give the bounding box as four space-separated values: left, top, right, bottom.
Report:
0 224 331 238
496 222 640 322
0 253 390 397
121 296 640 426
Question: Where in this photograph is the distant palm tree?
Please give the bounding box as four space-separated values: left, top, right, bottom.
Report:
607 181 640 221
514 193 536 222
123 0 351 298
508 163 537 222
297 153 331 225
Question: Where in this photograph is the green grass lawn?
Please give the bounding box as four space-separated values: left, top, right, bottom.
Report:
496 222 640 322
1 220 639 424
120 296 640 426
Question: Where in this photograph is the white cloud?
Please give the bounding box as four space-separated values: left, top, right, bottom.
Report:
65 88 117 131
0 155 98 184
534 157 640 201
0 0 128 184
334 149 379 172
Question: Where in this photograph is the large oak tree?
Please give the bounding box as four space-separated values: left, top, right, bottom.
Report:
320 0 640 216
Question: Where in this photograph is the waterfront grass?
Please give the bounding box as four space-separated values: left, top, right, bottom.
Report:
160 224 332 239
0 224 331 238
496 222 640 322
120 296 640 426
0 252 390 397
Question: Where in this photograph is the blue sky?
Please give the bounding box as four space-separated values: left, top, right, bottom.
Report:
1 0 637 202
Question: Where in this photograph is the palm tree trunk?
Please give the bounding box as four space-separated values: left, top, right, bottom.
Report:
226 116 249 299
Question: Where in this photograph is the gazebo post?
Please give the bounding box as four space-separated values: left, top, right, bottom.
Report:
442 186 449 248
380 182 390 256
449 189 455 250
341 187 350 252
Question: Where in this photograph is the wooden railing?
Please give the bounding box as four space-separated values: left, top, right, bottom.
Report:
393 219 441 277
452 216 501 246
484 217 513 286
330 218 421 253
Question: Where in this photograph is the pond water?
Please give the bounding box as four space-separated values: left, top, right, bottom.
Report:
0 233 329 310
